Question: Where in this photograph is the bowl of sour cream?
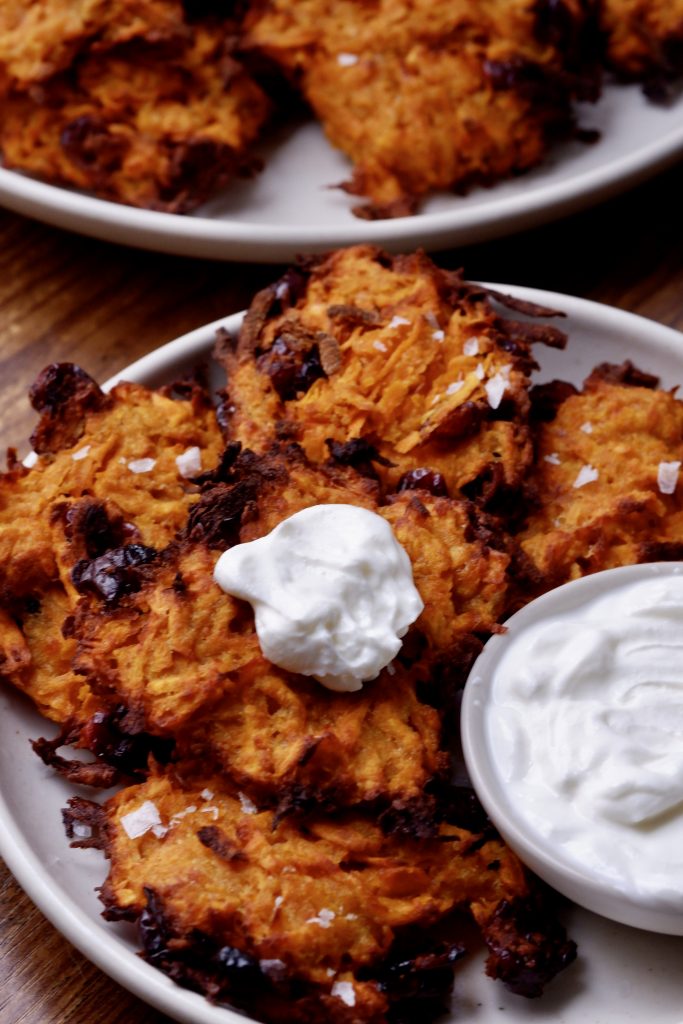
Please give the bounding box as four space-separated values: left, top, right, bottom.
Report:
461 561 683 936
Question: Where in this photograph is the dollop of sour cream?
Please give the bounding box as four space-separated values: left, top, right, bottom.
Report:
213 504 423 692
487 572 683 908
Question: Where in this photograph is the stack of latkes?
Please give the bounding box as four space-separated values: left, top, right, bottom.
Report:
4 246 683 1022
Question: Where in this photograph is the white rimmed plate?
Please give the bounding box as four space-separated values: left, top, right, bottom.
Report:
2 291 683 1023
0 81 682 262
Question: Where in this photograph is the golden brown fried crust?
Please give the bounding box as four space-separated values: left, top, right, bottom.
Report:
64 771 573 1022
0 366 223 601
519 364 683 588
179 656 448 810
243 0 596 216
72 443 512 808
0 22 271 212
599 0 683 82
221 246 566 508
0 0 188 93
0 364 223 727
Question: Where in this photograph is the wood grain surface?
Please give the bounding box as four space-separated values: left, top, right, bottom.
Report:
1 161 683 1024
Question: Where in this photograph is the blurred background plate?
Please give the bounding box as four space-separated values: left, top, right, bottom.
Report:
0 82 682 262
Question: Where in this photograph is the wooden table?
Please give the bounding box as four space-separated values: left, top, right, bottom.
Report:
1 163 682 1023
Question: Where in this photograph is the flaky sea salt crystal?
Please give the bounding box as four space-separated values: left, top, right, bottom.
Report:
424 314 444 340
573 464 599 488
275 281 289 299
200 806 219 820
238 792 258 815
431 393 442 405
176 446 202 478
463 337 480 356
485 373 506 410
337 52 359 66
580 421 593 434
544 452 561 465
307 908 335 928
128 457 156 474
474 363 486 380
388 315 411 329
331 981 356 1007
120 800 163 839
170 805 198 825
260 959 287 981
200 788 214 800
23 451 39 468
446 380 464 396
72 823 92 839
274 896 284 910
373 340 387 353
72 445 91 461
658 460 681 495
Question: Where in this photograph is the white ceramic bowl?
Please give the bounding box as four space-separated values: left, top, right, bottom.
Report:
462 562 683 937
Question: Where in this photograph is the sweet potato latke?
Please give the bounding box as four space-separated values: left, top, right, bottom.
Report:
17 249 683 1021
0 362 223 734
220 245 567 510
0 2 681 216
243 0 597 217
70 442 510 812
65 770 576 1023
520 361 683 589
0 16 271 213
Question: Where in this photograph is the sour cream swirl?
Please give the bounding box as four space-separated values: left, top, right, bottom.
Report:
213 504 423 692
487 572 683 908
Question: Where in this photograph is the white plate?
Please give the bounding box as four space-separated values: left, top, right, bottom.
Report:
0 81 682 262
2 291 683 1024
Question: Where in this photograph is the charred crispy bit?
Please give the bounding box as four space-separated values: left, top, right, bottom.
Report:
33 703 175 788
92 772 574 1022
0 22 270 212
243 0 598 217
0 367 222 729
32 727 121 789
30 363 111 455
221 246 567 506
599 0 683 90
475 888 577 997
62 795 109 849
519 364 683 588
73 445 511 809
